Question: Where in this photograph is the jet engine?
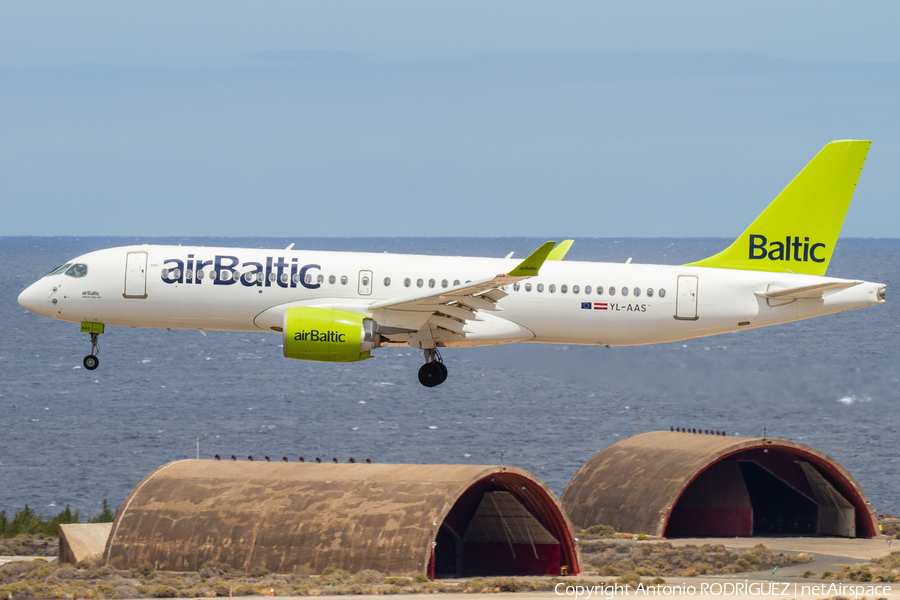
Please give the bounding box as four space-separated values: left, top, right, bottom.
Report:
283 307 381 362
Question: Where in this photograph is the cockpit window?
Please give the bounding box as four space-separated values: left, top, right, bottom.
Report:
46 263 72 277
65 264 88 278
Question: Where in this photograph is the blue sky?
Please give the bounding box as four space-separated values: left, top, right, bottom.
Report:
1 1 898 237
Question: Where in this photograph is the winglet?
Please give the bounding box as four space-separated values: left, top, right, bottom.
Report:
547 240 574 261
506 241 556 277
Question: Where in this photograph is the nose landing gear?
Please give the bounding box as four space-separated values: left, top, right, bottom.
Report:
83 333 100 370
80 322 104 370
418 348 448 387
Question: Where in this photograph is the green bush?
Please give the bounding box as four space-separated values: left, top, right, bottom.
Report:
147 584 178 597
494 577 521 592
246 566 270 578
133 564 155 577
582 524 617 539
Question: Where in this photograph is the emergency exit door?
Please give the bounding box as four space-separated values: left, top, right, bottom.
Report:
123 252 148 298
674 275 698 320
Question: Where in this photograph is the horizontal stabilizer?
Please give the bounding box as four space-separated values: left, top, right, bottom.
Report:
755 281 862 300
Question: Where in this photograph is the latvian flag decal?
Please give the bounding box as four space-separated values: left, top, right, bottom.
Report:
581 302 608 310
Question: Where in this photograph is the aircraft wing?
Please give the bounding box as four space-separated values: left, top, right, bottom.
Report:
367 241 555 344
755 281 862 300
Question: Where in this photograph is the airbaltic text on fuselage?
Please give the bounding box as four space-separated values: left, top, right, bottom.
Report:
160 255 322 289
748 234 826 263
294 330 346 343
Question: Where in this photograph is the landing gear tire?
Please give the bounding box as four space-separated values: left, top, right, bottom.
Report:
418 362 443 387
418 348 448 387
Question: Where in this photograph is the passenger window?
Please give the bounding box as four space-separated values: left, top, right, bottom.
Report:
257 273 264 283
622 287 629 297
585 285 592 294
328 275 336 285
513 283 520 291
634 288 641 297
647 288 654 297
209 270 217 281
442 279 449 288
453 280 461 286
305 273 312 284
317 274 324 284
341 275 348 285
185 269 194 281
537 283 544 292
428 279 435 288
65 264 88 278
417 278 424 288
573 285 580 294
280 273 288 284
197 270 205 280
609 286 616 296
596 286 603 295
659 288 666 298
289 273 298 284
549 284 556 293
404 278 411 287
171 268 181 279
560 284 568 294
525 283 532 292
384 277 391 286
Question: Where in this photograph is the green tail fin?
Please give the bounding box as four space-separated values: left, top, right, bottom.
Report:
686 140 870 276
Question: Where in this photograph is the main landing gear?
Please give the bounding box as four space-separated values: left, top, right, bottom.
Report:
83 333 100 370
418 348 448 387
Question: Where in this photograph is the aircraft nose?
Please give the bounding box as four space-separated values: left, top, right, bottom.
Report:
18 281 48 314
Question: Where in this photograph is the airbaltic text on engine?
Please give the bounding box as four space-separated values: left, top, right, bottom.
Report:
749 235 826 263
294 330 346 343
160 255 321 288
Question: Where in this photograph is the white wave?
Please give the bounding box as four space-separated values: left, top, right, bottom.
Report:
838 395 872 405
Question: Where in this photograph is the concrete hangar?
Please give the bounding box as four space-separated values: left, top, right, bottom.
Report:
101 461 580 578
562 431 878 539
72 431 876 578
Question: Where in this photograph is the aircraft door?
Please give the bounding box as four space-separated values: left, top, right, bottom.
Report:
674 275 698 320
123 252 149 299
358 270 373 296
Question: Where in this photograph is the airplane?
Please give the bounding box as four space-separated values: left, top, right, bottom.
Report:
18 140 886 387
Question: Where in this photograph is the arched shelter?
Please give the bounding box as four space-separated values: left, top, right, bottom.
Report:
561 431 877 538
103 460 578 578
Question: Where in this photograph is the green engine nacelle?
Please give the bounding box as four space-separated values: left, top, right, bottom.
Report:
283 307 379 362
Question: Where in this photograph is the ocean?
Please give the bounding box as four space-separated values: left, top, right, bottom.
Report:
1 236 897 517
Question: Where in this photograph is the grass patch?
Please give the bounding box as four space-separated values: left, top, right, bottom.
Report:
579 541 811 579
816 550 900 582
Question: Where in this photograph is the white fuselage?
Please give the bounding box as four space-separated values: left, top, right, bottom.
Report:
18 244 885 348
